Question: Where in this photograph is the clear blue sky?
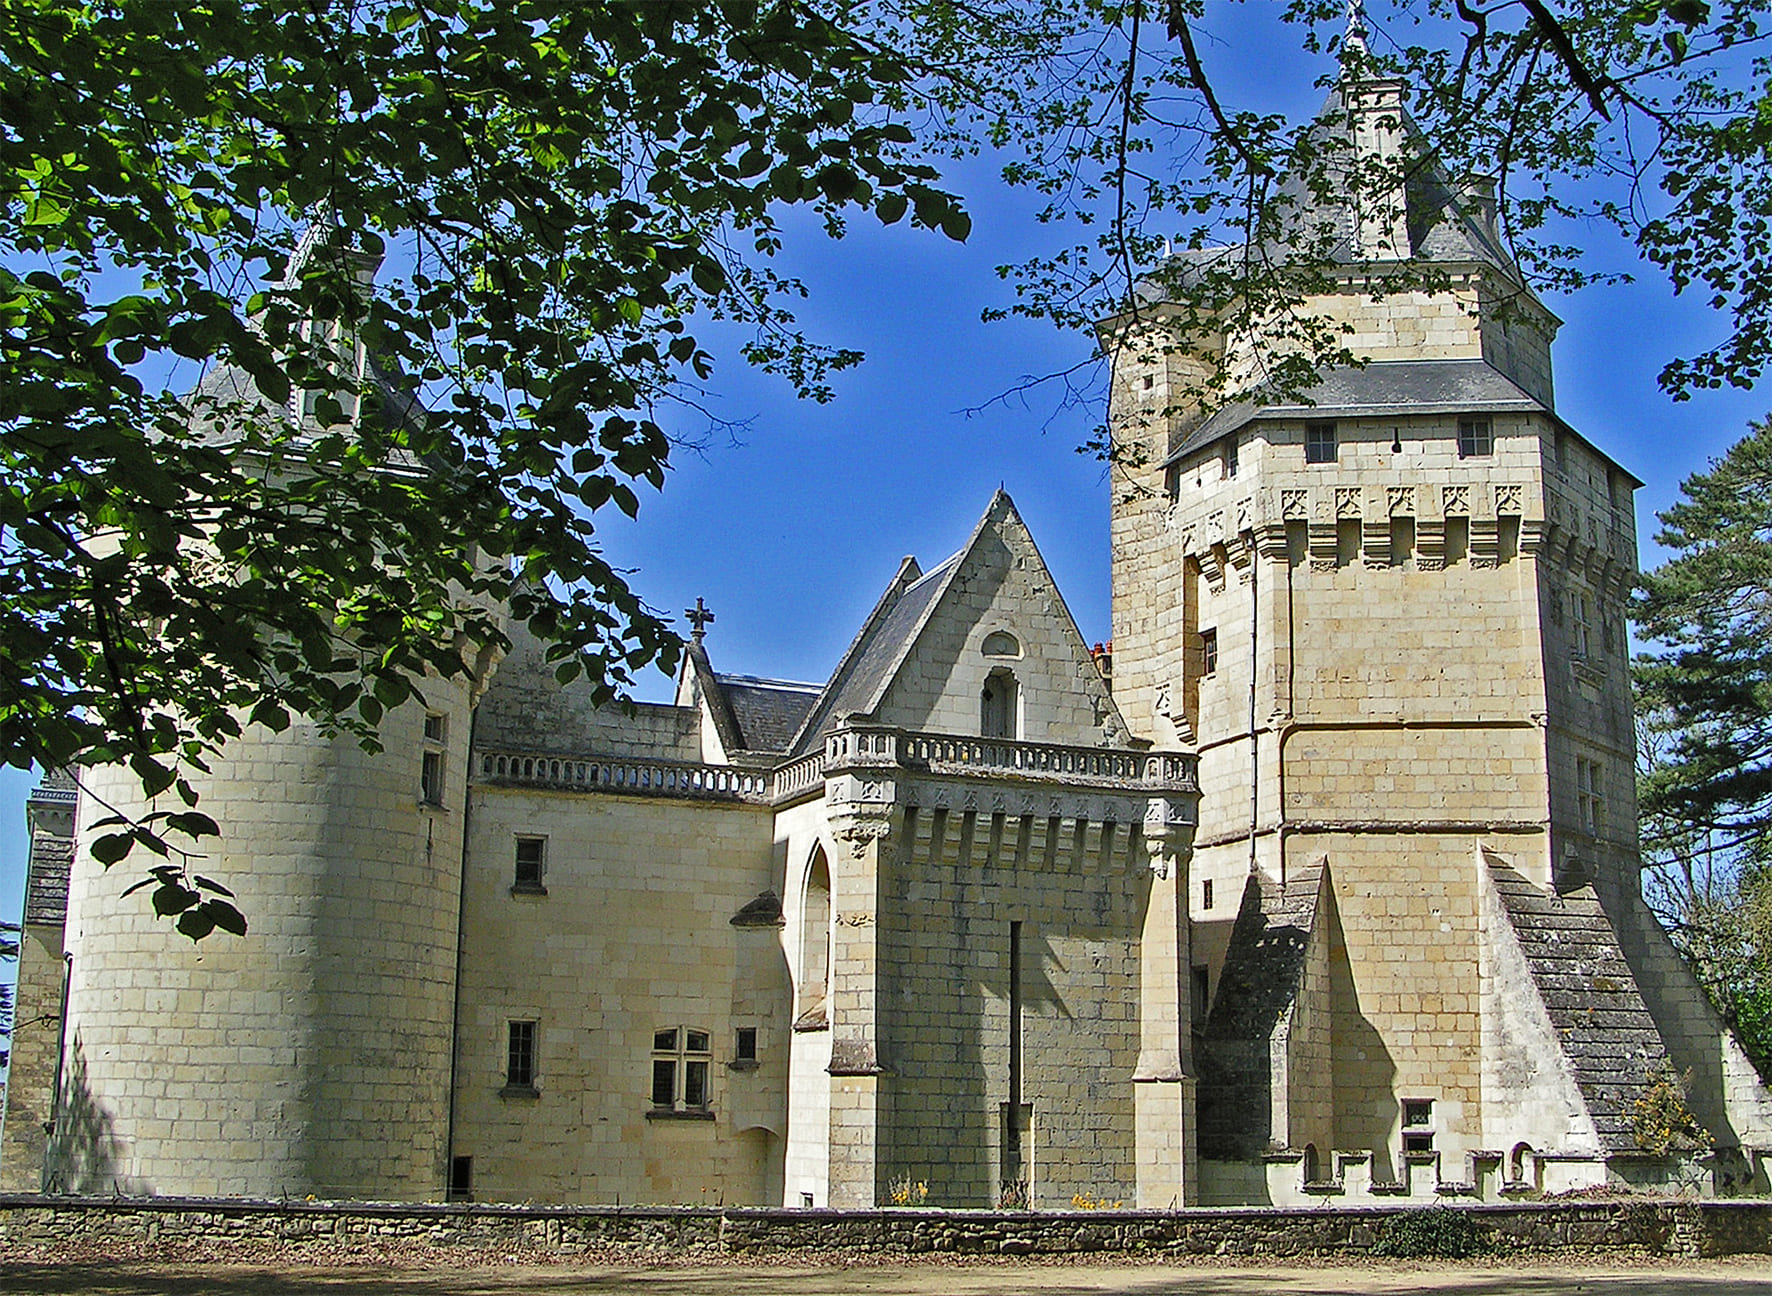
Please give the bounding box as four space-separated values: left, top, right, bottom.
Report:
4 20 1765 987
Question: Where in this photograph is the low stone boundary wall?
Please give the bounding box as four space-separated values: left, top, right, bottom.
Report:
1 1194 1768 1259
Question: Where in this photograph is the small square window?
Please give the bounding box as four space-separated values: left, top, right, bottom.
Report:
1200 628 1218 677
735 1027 758 1063
514 837 546 893
1403 1099 1434 1127
654 1027 678 1052
1457 417 1492 458
423 712 446 743
506 1021 537 1091
1142 373 1155 391
1306 421 1337 464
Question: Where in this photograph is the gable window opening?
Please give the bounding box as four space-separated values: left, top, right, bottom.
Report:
505 1020 537 1093
513 836 547 895
1306 420 1337 465
651 1027 712 1114
1457 417 1493 458
981 668 1019 740
1200 628 1219 677
420 712 447 807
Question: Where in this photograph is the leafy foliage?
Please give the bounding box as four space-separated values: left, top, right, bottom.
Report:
1635 418 1772 1077
1370 1206 1492 1259
1630 1065 1713 1154
0 0 974 927
1 919 16 1070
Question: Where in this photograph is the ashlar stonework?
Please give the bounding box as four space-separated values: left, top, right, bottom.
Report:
4 61 1771 1209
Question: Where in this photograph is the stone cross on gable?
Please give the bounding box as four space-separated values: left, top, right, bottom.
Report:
685 597 715 643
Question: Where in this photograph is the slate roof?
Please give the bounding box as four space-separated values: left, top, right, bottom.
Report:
23 830 72 927
786 549 963 756
715 675 821 754
1197 859 1325 1159
1490 862 1671 1153
1165 358 1552 465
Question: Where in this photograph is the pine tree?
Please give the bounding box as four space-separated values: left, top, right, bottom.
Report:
1635 418 1772 1076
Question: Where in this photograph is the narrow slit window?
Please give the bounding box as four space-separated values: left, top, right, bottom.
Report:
506 1020 537 1091
1200 628 1218 677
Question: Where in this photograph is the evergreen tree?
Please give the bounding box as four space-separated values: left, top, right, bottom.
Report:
1635 419 1772 1076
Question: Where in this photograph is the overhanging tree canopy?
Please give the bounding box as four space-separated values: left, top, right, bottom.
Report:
5 0 1771 934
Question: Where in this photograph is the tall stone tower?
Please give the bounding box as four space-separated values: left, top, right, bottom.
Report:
46 249 497 1197
1106 72 1772 1196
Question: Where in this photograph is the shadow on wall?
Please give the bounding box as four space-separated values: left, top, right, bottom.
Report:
44 1033 148 1196
1196 875 1309 1162
1322 884 1399 1185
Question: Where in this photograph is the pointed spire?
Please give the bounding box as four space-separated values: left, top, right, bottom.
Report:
1342 0 1368 64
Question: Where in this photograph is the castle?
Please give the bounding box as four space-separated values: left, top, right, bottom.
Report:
5 66 1772 1209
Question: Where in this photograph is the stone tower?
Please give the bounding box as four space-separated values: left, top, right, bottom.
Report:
45 248 497 1197
1106 73 1772 1197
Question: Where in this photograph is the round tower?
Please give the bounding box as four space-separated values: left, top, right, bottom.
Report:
53 679 479 1199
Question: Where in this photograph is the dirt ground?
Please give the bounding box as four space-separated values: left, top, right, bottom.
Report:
4 1255 1772 1296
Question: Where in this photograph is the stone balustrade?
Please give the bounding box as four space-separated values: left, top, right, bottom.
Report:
476 725 1196 805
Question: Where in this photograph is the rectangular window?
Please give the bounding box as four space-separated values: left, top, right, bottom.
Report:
1402 1099 1434 1154
420 712 447 806
1202 878 1214 911
1225 437 1239 479
1305 421 1337 464
1457 417 1493 458
1573 592 1593 658
1577 758 1603 835
651 1026 713 1111
448 1155 473 1201
506 1020 536 1090
735 1026 758 1063
1191 966 1211 1023
514 836 546 893
1200 627 1218 677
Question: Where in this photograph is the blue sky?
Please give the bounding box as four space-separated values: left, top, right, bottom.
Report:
4 19 1767 994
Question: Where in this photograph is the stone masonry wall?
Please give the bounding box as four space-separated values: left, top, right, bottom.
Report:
877 798 1150 1210
455 786 782 1206
3 1195 1770 1259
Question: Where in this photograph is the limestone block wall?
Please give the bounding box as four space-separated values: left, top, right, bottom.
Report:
873 797 1148 1209
0 923 63 1191
453 785 783 1206
774 798 836 1208
474 622 700 762
874 516 1123 747
55 683 477 1199
1298 832 1492 1182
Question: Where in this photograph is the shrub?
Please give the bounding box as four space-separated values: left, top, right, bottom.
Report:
1370 1207 1491 1258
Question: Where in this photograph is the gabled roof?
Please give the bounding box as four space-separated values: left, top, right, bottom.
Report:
785 544 962 757
717 674 821 754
